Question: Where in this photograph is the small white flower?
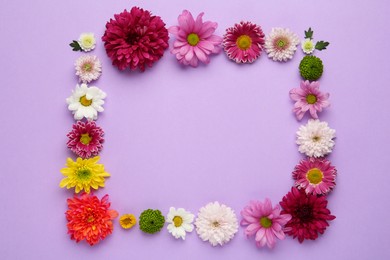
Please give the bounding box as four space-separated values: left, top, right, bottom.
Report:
296 119 336 158
75 55 102 83
301 39 315 54
166 207 194 240
78 33 96 52
195 201 238 246
66 83 106 120
264 28 300 62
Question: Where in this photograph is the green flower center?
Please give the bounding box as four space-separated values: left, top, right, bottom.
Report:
77 168 91 181
83 63 92 72
260 217 272 228
80 133 92 145
306 94 317 104
306 168 323 184
236 35 252 50
304 41 314 50
79 95 92 106
187 33 200 46
173 216 183 227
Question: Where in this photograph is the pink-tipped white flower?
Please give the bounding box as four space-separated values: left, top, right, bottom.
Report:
75 55 102 83
264 28 300 62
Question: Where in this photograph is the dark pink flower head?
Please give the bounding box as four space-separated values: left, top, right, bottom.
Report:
102 7 169 71
240 198 291 249
168 10 222 67
280 187 336 243
289 80 330 120
292 157 337 195
67 121 104 159
223 21 265 63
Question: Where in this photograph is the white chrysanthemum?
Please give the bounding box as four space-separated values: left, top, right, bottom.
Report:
296 119 336 158
301 39 315 54
75 55 102 83
66 83 106 120
195 201 238 246
166 207 194 240
264 28 300 62
78 33 96 52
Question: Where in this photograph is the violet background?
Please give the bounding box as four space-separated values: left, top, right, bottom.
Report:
1 0 389 259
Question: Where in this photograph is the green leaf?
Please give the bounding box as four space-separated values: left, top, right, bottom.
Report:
304 27 314 39
69 40 82 52
315 41 330 51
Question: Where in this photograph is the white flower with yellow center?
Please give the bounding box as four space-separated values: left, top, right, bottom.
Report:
301 39 315 54
66 83 106 120
78 33 96 52
166 207 194 240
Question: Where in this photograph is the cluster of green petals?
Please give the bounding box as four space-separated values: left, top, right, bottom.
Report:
299 55 324 81
139 209 165 234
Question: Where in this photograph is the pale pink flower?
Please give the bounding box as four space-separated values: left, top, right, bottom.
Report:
75 55 102 83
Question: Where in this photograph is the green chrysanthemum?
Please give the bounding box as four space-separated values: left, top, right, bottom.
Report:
139 209 165 234
299 55 324 81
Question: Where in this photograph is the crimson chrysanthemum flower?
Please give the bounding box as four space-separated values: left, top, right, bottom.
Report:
66 193 118 246
67 121 104 159
280 187 335 243
223 21 265 63
292 157 337 195
102 6 169 71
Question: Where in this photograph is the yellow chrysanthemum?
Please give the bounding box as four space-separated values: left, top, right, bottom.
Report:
59 156 110 193
119 214 137 229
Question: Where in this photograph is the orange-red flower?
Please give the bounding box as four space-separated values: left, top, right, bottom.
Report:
65 193 118 246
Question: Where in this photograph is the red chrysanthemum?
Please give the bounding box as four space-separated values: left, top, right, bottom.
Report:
67 121 104 159
66 193 118 246
280 187 335 243
102 6 169 71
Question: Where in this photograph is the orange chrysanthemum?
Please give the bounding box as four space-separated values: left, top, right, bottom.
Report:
66 193 118 246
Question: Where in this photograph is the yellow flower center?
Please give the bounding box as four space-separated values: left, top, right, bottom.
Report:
173 216 183 227
260 217 272 228
312 135 321 142
306 94 317 104
212 221 220 227
122 217 133 225
79 95 92 106
120 214 137 229
303 40 314 50
87 215 94 223
306 168 324 184
83 63 92 72
80 133 92 145
81 37 94 48
77 168 91 181
187 33 200 46
236 35 252 50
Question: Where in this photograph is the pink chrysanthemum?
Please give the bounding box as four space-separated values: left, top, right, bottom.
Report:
102 6 169 71
289 80 330 120
67 121 104 159
280 187 336 243
240 199 291 249
223 21 265 63
292 157 337 195
75 55 102 83
66 193 118 246
168 10 222 67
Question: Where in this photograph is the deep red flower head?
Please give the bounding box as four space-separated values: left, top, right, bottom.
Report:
102 6 169 71
279 187 335 243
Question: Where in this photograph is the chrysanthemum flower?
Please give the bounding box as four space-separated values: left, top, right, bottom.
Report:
264 28 300 62
66 83 106 121
280 187 336 243
66 193 118 246
102 6 169 71
166 207 194 240
296 119 336 158
139 209 165 234
195 201 238 246
119 214 137 229
299 55 324 81
75 55 102 83
67 121 104 159
301 39 315 54
223 21 265 63
59 156 110 193
293 157 337 195
240 199 291 249
78 33 96 52
289 80 330 120
168 10 222 67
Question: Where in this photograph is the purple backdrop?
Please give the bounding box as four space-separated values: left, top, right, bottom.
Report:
1 0 389 259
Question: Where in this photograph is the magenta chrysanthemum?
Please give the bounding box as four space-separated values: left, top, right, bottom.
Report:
223 21 265 63
289 80 330 120
75 55 102 83
168 10 222 67
67 121 104 159
240 199 291 249
280 187 336 243
292 157 337 195
102 6 169 71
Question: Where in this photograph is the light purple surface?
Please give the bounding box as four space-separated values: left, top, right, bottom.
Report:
1 0 389 259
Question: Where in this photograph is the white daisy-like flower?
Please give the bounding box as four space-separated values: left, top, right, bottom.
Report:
264 28 300 62
166 207 195 240
301 39 315 54
195 201 238 246
78 33 96 52
75 55 102 83
296 119 336 158
66 83 106 120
